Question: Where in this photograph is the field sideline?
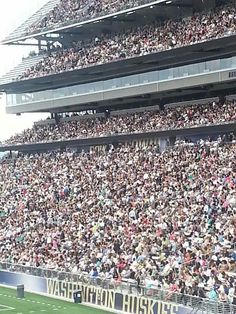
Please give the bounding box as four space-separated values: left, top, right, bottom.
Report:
0 286 113 314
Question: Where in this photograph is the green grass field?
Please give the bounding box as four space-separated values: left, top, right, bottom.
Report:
0 286 113 314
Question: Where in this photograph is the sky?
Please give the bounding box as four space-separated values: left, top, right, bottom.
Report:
0 0 50 141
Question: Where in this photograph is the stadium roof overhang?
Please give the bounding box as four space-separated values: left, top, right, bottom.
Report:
1 35 236 94
1 0 201 45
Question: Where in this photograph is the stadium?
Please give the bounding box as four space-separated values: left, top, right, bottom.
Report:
0 0 235 313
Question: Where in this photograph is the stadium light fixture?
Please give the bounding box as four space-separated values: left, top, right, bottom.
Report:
45 33 59 38
127 11 135 15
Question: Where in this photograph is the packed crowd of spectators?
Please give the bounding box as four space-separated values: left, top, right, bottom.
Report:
27 0 153 34
4 100 236 146
18 3 236 80
0 138 235 302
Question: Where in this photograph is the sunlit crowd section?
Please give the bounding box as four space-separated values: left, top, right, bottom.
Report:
0 137 235 301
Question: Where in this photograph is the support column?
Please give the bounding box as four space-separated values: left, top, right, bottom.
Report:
38 39 42 52
169 136 176 147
